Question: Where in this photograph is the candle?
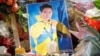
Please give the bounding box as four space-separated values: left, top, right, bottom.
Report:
15 46 25 54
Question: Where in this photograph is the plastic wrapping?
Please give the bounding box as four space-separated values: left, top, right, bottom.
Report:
73 38 100 56
73 25 100 56
70 0 94 13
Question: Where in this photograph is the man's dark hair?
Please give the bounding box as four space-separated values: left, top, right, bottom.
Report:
40 4 52 12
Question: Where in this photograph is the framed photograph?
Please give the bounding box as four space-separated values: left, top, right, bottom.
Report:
26 0 73 55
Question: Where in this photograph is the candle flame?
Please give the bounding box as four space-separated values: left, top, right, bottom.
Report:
18 45 21 48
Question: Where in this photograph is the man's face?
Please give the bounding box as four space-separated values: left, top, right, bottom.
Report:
40 8 52 21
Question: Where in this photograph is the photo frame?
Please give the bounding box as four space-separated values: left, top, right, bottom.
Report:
26 0 73 55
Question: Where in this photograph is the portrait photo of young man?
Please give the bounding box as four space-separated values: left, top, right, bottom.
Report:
27 0 73 55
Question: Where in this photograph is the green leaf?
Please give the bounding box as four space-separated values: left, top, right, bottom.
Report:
92 16 100 19
16 10 23 16
94 0 100 9
22 26 27 32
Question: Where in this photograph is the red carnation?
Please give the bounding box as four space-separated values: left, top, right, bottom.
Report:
1 38 14 47
84 16 100 32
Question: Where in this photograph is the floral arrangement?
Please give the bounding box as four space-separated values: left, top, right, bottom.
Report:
94 0 100 9
0 0 18 14
84 16 100 32
0 0 29 55
84 0 100 32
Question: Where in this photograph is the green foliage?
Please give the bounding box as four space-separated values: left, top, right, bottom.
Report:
94 0 100 9
16 3 28 32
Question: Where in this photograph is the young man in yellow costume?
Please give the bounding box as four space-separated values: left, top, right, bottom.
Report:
30 4 70 55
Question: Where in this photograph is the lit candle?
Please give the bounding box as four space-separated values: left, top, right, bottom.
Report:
15 45 25 55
